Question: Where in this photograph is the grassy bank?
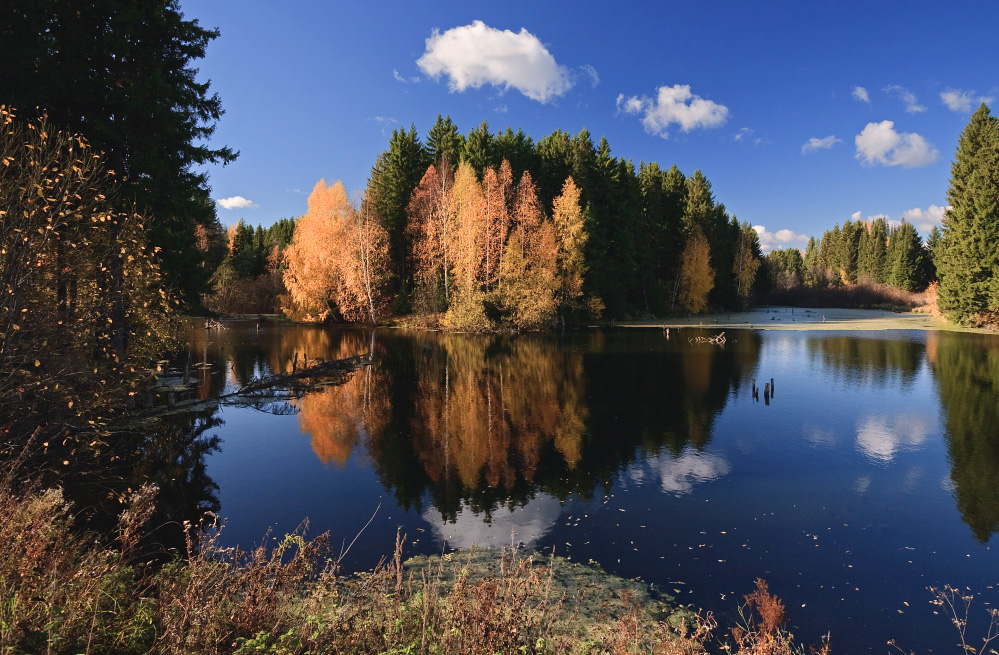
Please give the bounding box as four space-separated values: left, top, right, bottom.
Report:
1 467 833 655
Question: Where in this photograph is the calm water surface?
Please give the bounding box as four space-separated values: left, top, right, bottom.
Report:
173 321 999 652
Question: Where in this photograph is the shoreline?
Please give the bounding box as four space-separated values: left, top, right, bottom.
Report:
207 307 997 334
605 306 992 333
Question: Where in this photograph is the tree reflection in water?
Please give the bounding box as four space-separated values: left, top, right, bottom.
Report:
278 327 762 523
927 331 999 543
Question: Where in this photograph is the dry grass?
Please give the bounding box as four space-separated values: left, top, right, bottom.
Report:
2 459 838 655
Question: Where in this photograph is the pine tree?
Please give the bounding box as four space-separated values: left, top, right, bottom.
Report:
869 218 889 283
494 127 536 180
367 125 426 290
885 222 923 291
1 1 237 309
463 121 495 177
937 103 999 324
803 236 820 286
732 222 762 305
426 115 464 167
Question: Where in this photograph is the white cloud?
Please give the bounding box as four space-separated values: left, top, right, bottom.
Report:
852 86 870 104
940 88 993 113
753 225 808 253
616 84 728 138
801 135 842 154
416 20 573 103
883 85 927 113
855 120 938 168
392 69 420 84
216 196 258 210
734 127 753 142
903 204 949 234
580 64 599 88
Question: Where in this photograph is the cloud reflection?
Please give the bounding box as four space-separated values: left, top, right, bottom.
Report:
855 413 931 462
626 448 731 495
422 494 562 549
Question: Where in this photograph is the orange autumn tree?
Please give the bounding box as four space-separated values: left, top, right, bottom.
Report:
407 161 454 313
498 171 559 329
442 161 490 330
552 176 587 323
346 193 391 323
283 179 389 323
404 158 579 330
481 160 513 290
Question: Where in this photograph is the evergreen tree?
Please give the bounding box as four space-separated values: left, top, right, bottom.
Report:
732 222 763 306
937 103 999 324
367 125 426 290
803 236 820 286
463 120 495 177
494 127 536 181
838 220 861 283
886 221 928 292
1 0 237 309
869 218 889 283
662 165 688 307
425 115 464 167
535 130 574 209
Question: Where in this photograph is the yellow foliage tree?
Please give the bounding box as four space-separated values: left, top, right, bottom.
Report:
283 179 389 323
679 228 715 314
552 176 587 322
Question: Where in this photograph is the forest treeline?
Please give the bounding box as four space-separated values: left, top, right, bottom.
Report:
764 103 999 325
214 116 766 328
763 218 932 293
215 105 999 328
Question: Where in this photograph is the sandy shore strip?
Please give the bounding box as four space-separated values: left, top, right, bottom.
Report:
609 306 985 332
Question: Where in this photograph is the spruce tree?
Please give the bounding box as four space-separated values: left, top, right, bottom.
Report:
463 121 495 177
886 221 925 292
425 115 464 167
803 237 820 286
1 1 237 309
367 125 426 289
937 103 999 323
869 218 889 283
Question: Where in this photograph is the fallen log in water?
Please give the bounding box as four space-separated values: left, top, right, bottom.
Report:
688 331 726 346
226 354 372 398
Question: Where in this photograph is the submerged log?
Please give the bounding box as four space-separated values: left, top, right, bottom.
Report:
689 331 726 346
227 355 372 398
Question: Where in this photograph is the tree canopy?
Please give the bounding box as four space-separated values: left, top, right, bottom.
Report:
1 0 237 308
936 103 999 325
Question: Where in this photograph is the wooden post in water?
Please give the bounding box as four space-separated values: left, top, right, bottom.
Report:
293 352 298 374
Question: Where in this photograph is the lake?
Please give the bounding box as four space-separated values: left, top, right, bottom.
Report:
164 320 999 652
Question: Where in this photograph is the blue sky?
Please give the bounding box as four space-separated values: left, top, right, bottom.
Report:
182 0 998 252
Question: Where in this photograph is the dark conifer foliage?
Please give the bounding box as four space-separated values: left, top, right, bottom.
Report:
936 103 999 324
367 125 426 290
1 0 237 309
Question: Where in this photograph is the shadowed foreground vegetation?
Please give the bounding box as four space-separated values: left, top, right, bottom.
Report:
1 459 835 655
